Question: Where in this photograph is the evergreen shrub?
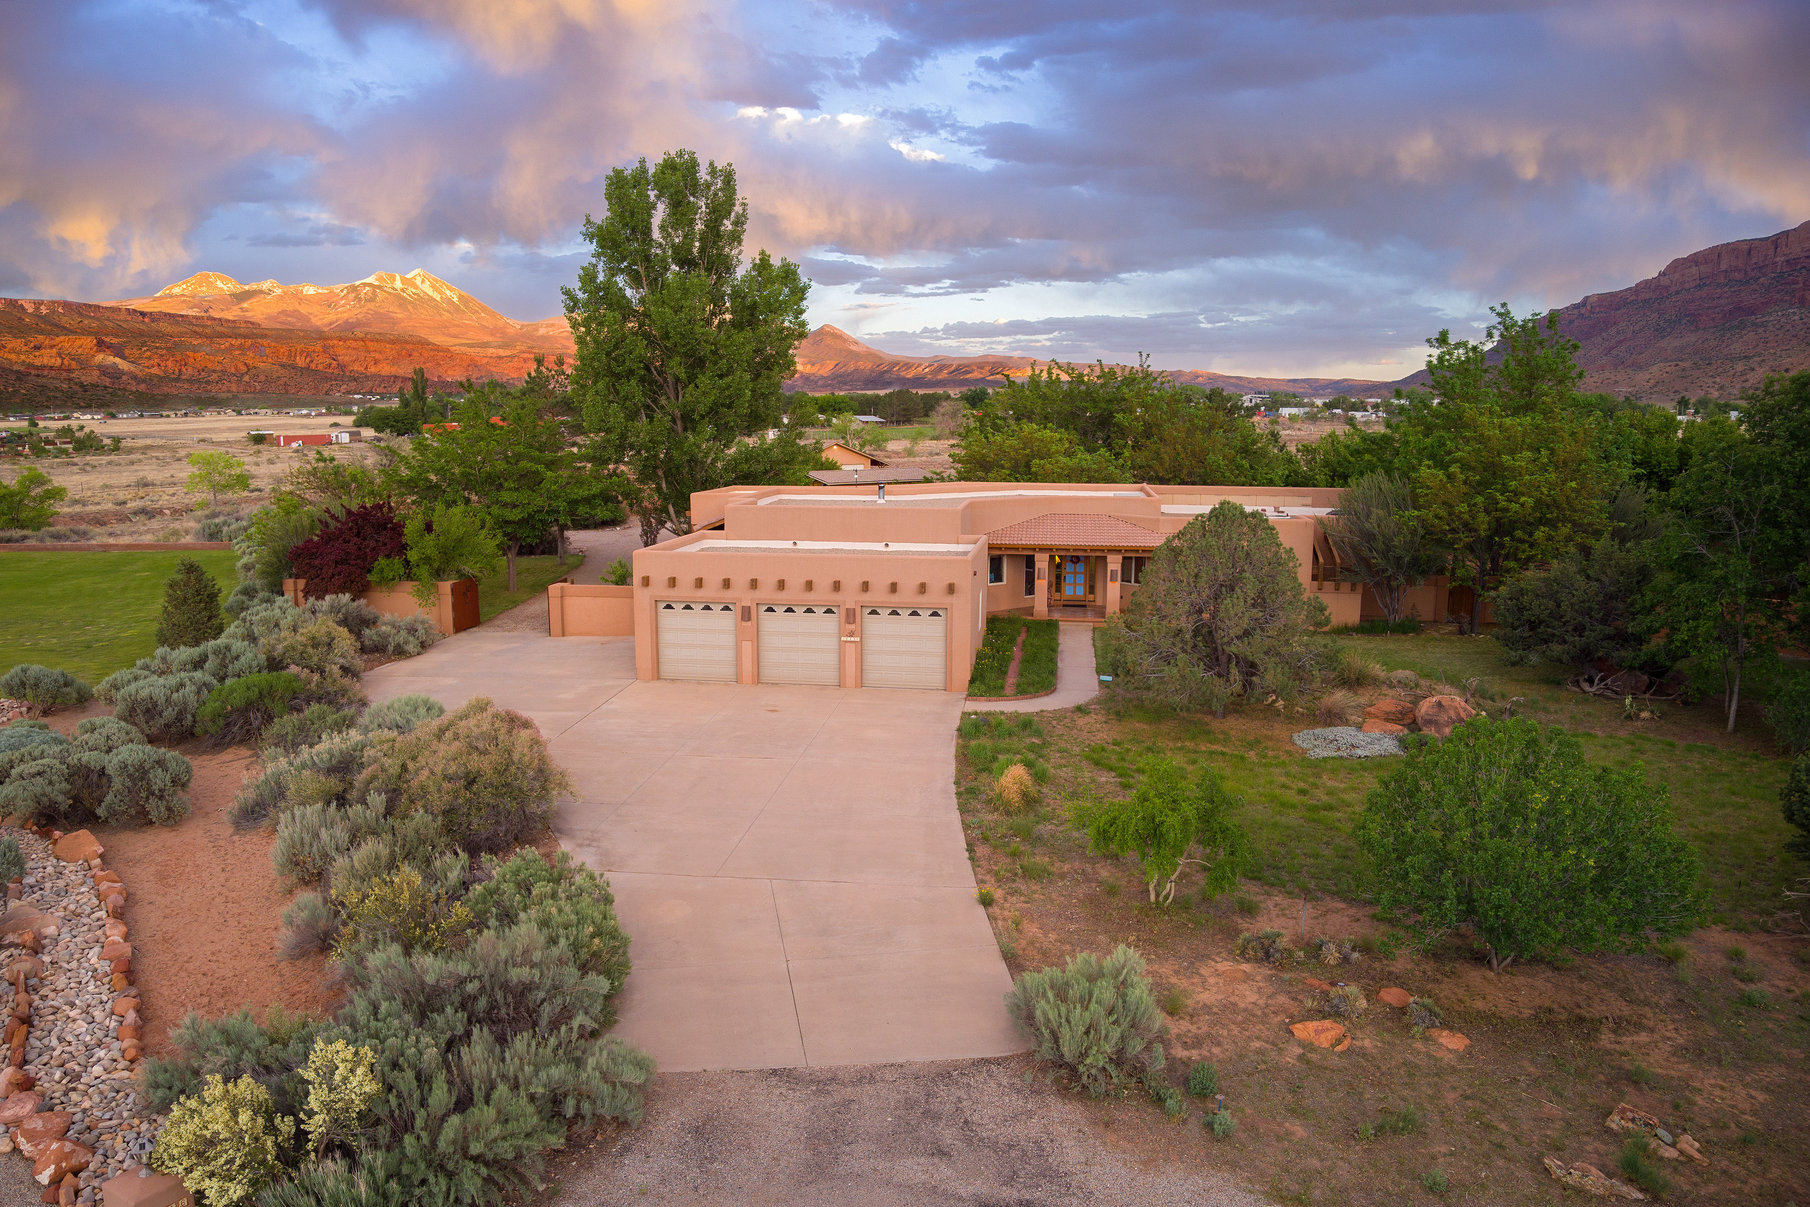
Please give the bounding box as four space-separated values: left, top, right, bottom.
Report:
355 695 443 736
197 673 302 748
359 615 439 658
466 850 631 999
1005 944 1167 1097
150 1074 296 1207
261 705 357 757
155 557 226 650
113 670 217 741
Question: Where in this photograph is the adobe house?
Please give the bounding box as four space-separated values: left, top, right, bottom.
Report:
820 441 890 468
550 481 1463 692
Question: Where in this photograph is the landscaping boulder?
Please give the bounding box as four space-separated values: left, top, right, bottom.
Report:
0 907 56 942
0 1091 40 1124
1605 669 1652 696
31 1139 92 1186
1377 987 1412 1008
1288 1019 1348 1048
1541 1157 1647 1200
49 831 101 865
1425 1027 1470 1052
1413 695 1475 739
1363 698 1416 727
1361 720 1407 735
13 1110 71 1158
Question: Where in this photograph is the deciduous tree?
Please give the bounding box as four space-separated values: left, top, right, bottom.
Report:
565 149 815 544
0 467 66 531
186 450 252 507
1071 758 1250 905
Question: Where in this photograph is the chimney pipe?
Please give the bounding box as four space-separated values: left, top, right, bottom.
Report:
877 483 887 503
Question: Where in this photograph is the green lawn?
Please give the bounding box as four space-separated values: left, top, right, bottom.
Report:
476 555 586 623
996 632 1802 922
0 550 239 683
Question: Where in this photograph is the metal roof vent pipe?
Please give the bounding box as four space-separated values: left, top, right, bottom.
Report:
878 483 887 503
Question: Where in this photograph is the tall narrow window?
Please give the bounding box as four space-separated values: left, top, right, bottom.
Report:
988 554 1004 584
1023 555 1037 596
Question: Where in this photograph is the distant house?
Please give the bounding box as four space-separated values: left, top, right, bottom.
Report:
821 441 890 469
330 430 363 444
852 414 886 425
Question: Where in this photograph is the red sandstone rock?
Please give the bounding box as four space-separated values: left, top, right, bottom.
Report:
1289 1020 1348 1048
1413 695 1476 739
50 831 101 864
1361 719 1407 735
1426 1028 1471 1052
13 1111 71 1158
99 940 131 963
116 1023 140 1043
111 996 139 1019
30 1139 92 1186
1377 987 1412 1008
0 1091 42 1124
8 957 43 982
0 1067 33 1096
102 922 127 942
1362 699 1416 727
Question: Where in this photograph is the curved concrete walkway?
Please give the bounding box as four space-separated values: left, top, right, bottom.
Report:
964 621 1101 713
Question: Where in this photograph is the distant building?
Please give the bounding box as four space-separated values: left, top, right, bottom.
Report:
272 433 332 447
852 414 886 424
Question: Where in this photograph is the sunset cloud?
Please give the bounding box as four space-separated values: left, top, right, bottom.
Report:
0 0 1803 372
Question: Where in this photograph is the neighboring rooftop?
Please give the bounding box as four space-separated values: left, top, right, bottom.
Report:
806 467 928 486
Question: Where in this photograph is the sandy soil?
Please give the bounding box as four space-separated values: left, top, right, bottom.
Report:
546 1058 1268 1207
1 414 386 542
43 706 335 1054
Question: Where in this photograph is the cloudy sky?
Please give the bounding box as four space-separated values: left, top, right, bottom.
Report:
3 0 1806 378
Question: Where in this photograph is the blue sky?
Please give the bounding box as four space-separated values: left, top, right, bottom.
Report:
2 0 1806 377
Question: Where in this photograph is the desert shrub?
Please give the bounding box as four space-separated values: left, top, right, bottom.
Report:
281 892 339 959
331 923 654 1205
273 619 363 678
305 594 382 641
0 759 71 824
195 511 252 544
323 816 453 905
333 862 473 959
1321 985 1368 1018
1407 997 1442 1029
70 716 147 755
287 667 366 713
135 637 268 686
151 1074 297 1207
1071 758 1250 906
262 705 357 756
356 695 443 736
1150 1081 1184 1117
94 667 155 705
354 699 570 855
142 1007 326 1115
273 795 393 886
465 850 631 996
97 744 193 824
1387 668 1420 690
299 1038 381 1158
1782 754 1810 857
1329 650 1384 689
232 729 376 827
0 664 91 712
1100 503 1329 716
1005 945 1167 1098
257 1156 415 1207
197 672 302 748
224 581 275 619
1767 670 1810 756
0 838 23 885
1234 930 1290 964
288 504 407 599
113 670 217 741
1186 1062 1219 1098
359 615 439 658
155 556 227 650
994 762 1039 813
1311 937 1359 966
1492 538 1657 671
1316 688 1363 727
1356 717 1704 971
1209 1110 1235 1138
226 597 313 654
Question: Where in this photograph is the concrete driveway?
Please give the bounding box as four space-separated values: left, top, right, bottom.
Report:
366 632 1023 1072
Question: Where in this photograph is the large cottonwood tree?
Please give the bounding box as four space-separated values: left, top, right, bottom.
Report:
564 150 818 544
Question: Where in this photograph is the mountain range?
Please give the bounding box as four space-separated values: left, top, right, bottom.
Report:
0 221 1804 404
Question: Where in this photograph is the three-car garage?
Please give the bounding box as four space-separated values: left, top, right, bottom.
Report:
654 600 949 689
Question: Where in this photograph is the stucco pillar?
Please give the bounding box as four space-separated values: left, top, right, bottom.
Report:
1032 554 1050 619
1104 554 1122 615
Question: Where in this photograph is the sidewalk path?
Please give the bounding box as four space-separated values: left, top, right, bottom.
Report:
964 622 1101 713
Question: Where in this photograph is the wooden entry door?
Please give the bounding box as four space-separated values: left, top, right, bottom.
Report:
1055 554 1094 603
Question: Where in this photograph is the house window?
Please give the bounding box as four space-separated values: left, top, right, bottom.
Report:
1123 556 1149 585
1023 556 1037 596
988 554 1004 585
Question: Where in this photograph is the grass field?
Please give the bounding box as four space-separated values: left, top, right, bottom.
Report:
476 555 585 623
0 549 239 683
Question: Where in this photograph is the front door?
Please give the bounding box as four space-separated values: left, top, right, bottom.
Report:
1056 554 1093 603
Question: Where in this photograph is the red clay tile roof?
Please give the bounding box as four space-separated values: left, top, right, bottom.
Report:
986 513 1167 549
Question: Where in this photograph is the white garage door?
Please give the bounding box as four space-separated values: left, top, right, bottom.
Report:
656 601 738 682
861 606 948 690
758 604 841 686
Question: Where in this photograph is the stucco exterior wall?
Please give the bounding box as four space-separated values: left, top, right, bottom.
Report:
548 583 635 636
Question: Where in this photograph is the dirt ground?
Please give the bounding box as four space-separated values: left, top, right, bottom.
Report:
545 1058 1267 1207
959 699 1810 1207
1 413 386 542
42 704 335 1054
